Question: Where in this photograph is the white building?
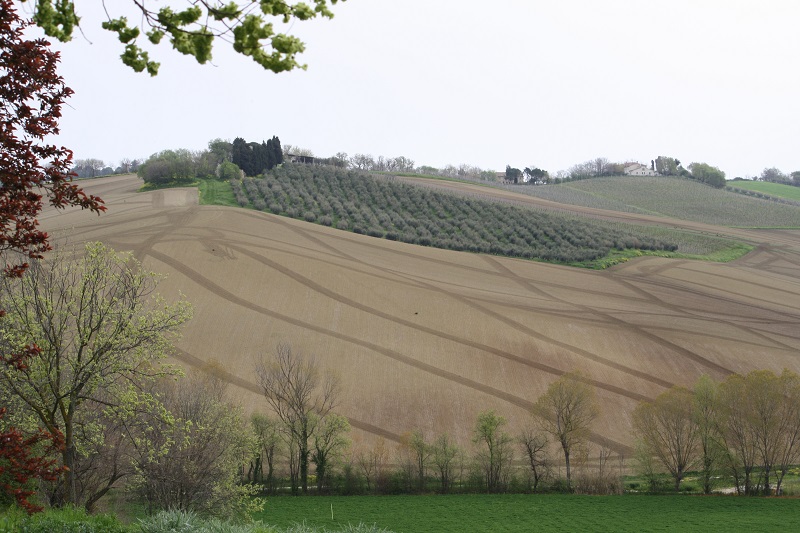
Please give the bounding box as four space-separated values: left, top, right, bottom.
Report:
623 163 658 176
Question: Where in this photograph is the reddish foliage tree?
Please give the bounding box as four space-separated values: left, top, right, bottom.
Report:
0 408 65 514
0 0 105 279
0 0 104 513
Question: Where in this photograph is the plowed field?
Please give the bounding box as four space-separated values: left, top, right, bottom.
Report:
40 174 800 456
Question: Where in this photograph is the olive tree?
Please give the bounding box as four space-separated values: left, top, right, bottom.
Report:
256 342 340 493
533 371 599 491
0 242 191 508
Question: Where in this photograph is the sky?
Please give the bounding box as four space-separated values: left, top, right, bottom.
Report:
21 0 800 178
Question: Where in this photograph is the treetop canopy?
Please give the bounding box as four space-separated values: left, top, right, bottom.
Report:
21 0 344 75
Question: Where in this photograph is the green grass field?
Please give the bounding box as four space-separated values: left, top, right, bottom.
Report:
728 180 800 201
198 178 240 207
513 176 800 228
254 494 800 533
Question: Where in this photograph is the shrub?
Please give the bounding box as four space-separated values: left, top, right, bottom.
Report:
138 149 197 185
217 161 244 181
137 509 277 533
6 507 129 533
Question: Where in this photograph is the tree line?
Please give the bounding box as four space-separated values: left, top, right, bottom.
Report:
633 371 800 496
757 167 800 187
251 357 606 497
134 137 283 187
249 353 800 498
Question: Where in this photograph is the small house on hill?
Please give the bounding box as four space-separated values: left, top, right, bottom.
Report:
288 154 316 165
624 163 657 176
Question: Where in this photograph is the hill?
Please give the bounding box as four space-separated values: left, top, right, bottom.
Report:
728 180 800 202
506 176 800 228
39 174 800 458
233 164 682 265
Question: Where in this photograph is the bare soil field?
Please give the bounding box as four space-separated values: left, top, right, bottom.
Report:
39 174 800 456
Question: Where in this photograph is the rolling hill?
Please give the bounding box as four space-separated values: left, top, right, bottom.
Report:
505 175 800 227
728 180 800 202
40 174 800 458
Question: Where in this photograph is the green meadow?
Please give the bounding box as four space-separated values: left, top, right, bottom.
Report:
729 180 800 201
254 494 800 533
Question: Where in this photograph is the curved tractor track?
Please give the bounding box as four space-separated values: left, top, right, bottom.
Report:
39 175 800 457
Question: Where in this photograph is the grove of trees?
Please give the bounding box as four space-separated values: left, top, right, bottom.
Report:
633 370 800 495
256 343 341 494
136 136 282 185
243 365 608 497
688 162 726 188
232 163 677 264
760 167 800 187
232 136 283 177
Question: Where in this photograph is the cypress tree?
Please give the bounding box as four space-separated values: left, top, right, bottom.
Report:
266 138 276 170
232 137 252 175
271 136 283 166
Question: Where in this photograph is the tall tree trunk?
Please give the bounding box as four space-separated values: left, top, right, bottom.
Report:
300 446 309 493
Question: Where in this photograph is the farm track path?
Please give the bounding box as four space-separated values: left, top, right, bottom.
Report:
38 174 800 455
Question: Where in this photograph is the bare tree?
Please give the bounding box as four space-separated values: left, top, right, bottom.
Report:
717 373 759 494
773 370 800 494
533 371 599 491
693 375 723 494
256 343 340 493
717 370 800 495
250 413 282 493
519 427 549 492
129 372 257 518
356 438 389 494
632 386 699 492
350 153 375 171
395 429 430 492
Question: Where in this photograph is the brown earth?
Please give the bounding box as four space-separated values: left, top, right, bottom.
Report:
39 174 800 457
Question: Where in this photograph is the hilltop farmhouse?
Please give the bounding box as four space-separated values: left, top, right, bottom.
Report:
624 162 658 176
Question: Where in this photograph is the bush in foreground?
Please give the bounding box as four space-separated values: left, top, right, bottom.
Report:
0 508 396 533
0 506 129 533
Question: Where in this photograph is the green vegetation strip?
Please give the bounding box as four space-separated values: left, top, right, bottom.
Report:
255 494 800 533
198 178 240 207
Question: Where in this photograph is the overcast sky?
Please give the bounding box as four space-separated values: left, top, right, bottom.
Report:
25 1 800 178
